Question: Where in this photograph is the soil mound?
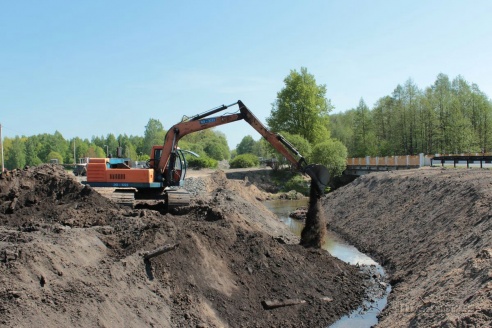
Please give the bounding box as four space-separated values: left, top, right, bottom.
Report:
324 168 492 327
1 165 365 327
0 164 126 228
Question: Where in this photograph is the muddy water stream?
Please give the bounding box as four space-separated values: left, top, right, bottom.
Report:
264 199 390 328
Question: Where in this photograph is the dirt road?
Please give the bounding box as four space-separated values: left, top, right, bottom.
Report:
0 165 366 327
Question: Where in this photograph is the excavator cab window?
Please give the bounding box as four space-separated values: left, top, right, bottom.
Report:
152 149 163 169
173 149 186 187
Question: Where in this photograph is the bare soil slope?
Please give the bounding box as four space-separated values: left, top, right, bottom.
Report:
0 165 364 328
324 168 492 327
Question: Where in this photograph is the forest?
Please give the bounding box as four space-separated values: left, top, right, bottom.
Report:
2 71 491 171
0 118 230 170
331 73 492 157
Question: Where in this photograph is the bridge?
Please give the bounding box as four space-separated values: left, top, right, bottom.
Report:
345 153 492 176
345 154 429 176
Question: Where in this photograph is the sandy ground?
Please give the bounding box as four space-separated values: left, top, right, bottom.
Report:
0 165 365 328
324 168 492 327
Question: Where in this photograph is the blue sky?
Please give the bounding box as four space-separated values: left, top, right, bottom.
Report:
1 1 491 149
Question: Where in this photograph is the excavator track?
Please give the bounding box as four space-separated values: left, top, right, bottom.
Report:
93 187 190 208
93 188 136 207
166 189 191 208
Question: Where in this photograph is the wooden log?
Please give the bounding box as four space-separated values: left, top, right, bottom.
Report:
142 243 179 261
261 298 306 310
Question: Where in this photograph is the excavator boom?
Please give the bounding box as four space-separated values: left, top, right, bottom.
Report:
157 100 330 195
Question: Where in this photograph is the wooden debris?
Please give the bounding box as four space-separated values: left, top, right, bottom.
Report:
261 298 306 310
142 243 179 261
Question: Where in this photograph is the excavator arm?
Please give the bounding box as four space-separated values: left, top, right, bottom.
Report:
237 101 330 195
156 100 330 195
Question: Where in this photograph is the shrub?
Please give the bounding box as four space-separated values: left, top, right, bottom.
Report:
186 156 218 169
311 139 348 177
229 154 259 168
283 174 309 195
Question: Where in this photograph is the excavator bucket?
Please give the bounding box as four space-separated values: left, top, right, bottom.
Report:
304 164 330 195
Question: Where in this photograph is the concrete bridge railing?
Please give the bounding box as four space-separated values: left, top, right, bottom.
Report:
345 153 434 176
346 154 432 168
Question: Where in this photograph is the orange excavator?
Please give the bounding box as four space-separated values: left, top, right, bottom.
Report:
84 101 330 207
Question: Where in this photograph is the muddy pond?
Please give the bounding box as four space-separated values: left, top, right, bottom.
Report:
264 199 390 328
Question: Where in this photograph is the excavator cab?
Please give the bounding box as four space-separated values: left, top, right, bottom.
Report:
150 145 187 187
168 149 187 186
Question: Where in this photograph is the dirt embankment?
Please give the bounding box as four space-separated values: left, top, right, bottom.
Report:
0 165 365 328
324 168 492 327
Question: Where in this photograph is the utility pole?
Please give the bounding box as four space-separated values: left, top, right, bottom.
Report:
73 139 76 164
0 123 4 172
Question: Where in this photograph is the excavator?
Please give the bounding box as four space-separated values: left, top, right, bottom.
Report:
84 101 330 207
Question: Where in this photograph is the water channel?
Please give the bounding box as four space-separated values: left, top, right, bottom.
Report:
264 199 390 328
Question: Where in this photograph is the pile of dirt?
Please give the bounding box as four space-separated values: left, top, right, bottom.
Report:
0 165 366 327
0 164 124 228
323 168 492 327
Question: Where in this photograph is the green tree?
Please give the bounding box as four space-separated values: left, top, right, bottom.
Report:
143 118 166 154
311 139 347 178
229 154 259 168
372 96 396 156
236 135 256 155
25 137 42 166
330 73 492 157
277 132 312 162
352 98 377 156
47 151 64 164
267 67 332 144
36 131 69 163
330 111 355 154
432 73 453 153
181 129 230 160
72 138 90 162
470 84 492 152
105 133 119 157
418 88 438 154
203 140 229 161
86 146 106 158
5 136 26 169
249 138 278 159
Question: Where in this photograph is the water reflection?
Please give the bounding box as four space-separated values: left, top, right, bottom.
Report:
264 199 377 266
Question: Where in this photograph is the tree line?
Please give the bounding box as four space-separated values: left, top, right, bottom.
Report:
1 118 230 170
330 73 492 157
5 69 479 175
1 67 347 176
